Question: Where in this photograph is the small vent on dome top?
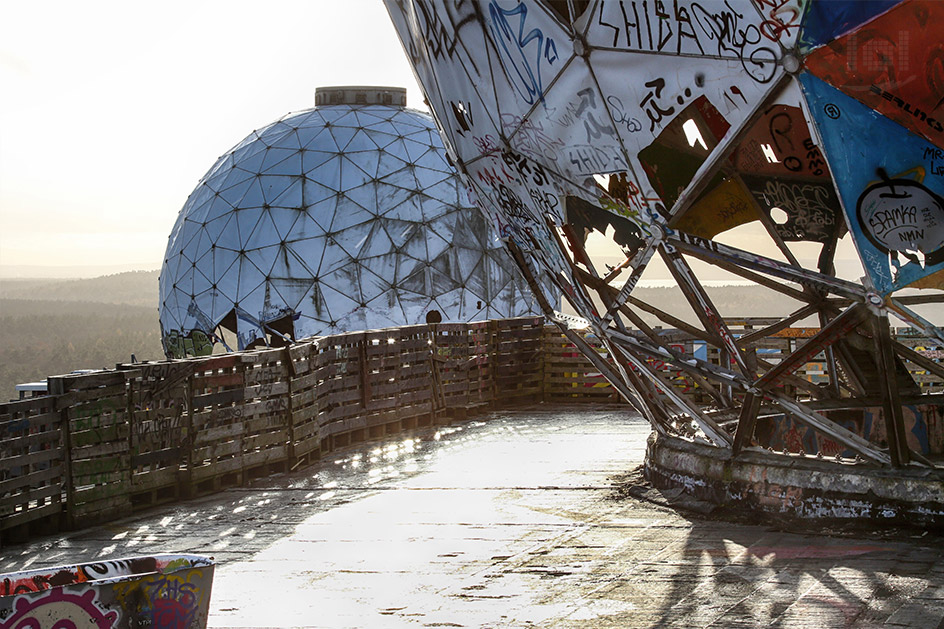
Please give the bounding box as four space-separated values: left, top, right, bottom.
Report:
315 86 407 107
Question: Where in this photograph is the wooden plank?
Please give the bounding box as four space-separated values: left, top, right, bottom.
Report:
0 463 63 493
192 372 244 389
47 370 127 394
192 388 246 408
131 447 182 468
244 366 290 388
193 423 244 444
131 466 179 489
0 428 62 450
71 480 131 505
0 395 58 415
0 482 63 507
0 412 60 435
69 494 131 519
0 501 62 531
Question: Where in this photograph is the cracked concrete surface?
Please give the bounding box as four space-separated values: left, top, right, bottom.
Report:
3 406 942 628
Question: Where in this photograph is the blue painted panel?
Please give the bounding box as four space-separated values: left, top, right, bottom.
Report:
799 0 902 52
801 72 944 294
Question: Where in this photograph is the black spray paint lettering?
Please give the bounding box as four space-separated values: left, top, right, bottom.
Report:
594 0 777 83
868 205 918 238
870 84 944 134
574 88 616 142
690 1 776 83
567 144 623 174
500 113 564 162
605 95 643 133
640 78 677 132
762 180 835 228
922 147 944 177
857 178 944 270
408 0 479 70
802 138 826 176
595 0 702 54
502 148 550 188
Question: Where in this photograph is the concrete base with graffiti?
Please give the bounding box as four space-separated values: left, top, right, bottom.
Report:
645 433 944 529
755 403 944 459
0 554 214 629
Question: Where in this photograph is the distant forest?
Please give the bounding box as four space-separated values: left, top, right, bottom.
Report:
0 271 162 401
1 269 939 402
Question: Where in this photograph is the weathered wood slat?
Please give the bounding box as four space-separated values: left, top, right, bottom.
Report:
0 482 63 507
69 494 131 520
0 428 62 450
131 466 179 489
0 501 62 531
190 456 243 481
0 467 63 496
72 481 131 505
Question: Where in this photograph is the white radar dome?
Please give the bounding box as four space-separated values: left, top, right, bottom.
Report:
159 86 541 357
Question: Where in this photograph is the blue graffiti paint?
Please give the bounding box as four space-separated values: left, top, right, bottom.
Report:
488 1 559 105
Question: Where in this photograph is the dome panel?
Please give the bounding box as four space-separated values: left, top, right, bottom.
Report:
257 122 296 147
302 178 338 209
238 178 267 209
358 223 395 259
234 255 268 303
208 242 240 281
341 182 378 216
234 207 265 249
376 150 411 176
270 277 315 313
243 211 282 252
261 147 302 175
261 175 300 206
245 244 282 281
329 197 375 234
217 177 255 208
339 154 373 191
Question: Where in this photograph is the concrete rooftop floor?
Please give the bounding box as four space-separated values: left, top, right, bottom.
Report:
2 406 942 628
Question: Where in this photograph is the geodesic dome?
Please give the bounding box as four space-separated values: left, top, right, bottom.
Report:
159 86 541 358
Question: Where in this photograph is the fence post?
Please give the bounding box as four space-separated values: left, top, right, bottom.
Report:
284 346 297 467
429 324 446 416
539 325 546 403
358 339 371 411
126 375 135 496
60 395 75 530
48 379 77 530
180 368 195 499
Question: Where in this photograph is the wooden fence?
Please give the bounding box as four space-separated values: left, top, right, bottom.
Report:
2 316 941 544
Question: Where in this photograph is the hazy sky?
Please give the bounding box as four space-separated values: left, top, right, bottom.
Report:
0 0 421 277
0 0 866 284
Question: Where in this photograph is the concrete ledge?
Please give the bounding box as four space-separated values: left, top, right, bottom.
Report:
645 432 944 529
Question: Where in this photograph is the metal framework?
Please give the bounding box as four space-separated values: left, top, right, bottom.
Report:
385 0 944 468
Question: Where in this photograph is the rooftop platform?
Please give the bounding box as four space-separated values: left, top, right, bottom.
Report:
3 406 942 627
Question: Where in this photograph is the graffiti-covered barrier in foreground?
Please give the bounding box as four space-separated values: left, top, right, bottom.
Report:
1 317 942 542
0 554 214 628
